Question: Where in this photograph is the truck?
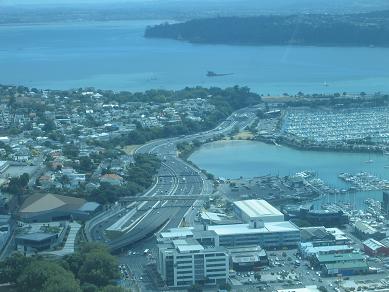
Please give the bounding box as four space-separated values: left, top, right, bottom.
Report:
144 249 150 255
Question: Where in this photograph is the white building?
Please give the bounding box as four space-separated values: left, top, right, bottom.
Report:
157 237 229 288
233 199 284 223
207 220 300 248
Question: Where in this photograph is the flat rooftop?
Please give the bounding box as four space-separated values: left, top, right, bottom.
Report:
208 221 299 236
234 199 283 219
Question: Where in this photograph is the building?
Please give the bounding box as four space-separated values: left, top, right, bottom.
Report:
300 227 350 246
15 221 68 255
363 238 389 256
19 193 101 222
227 245 268 271
99 173 124 186
353 221 386 240
207 220 300 249
233 199 284 223
312 253 366 270
157 237 229 288
324 261 369 276
16 233 59 254
299 243 354 259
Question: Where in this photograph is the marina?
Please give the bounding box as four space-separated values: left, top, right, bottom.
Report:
282 107 389 144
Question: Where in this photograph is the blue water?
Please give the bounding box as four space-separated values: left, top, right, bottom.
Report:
189 140 389 206
1 21 389 94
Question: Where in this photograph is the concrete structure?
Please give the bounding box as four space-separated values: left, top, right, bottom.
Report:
157 238 229 288
363 238 389 256
207 220 300 249
19 193 100 223
233 199 284 223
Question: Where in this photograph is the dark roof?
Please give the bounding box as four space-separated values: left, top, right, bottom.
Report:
16 232 57 242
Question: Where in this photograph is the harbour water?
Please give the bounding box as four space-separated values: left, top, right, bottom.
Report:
189 140 389 207
1 20 389 94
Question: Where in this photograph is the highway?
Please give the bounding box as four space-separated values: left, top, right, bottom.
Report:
86 106 259 252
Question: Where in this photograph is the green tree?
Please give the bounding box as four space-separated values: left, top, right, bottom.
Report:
99 285 126 292
78 251 118 287
17 260 80 292
0 253 32 284
42 273 82 292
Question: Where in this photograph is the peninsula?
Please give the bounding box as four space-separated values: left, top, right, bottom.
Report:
145 10 389 47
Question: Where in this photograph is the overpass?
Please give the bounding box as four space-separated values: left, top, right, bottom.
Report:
119 195 210 202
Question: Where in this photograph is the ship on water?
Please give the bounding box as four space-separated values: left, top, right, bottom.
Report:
206 71 233 77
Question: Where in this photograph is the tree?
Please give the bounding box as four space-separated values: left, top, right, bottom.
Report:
17 260 81 292
42 273 82 292
78 156 94 172
99 285 126 292
254 272 262 281
78 251 118 287
0 253 32 284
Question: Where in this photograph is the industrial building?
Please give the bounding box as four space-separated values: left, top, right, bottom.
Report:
207 220 300 249
312 253 366 270
353 221 386 241
363 238 389 256
233 199 284 223
157 237 229 288
19 193 101 223
300 226 350 246
324 261 369 277
299 243 354 259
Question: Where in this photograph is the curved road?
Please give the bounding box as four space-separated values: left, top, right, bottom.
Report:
86 106 258 252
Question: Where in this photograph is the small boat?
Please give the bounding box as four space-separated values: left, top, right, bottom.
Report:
365 159 374 163
384 165 389 169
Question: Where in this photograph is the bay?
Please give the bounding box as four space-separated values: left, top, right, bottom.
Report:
189 140 389 207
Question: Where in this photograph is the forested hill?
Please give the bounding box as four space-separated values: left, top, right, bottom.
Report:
144 11 389 47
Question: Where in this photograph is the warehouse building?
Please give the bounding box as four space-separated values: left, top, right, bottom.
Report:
19 193 101 223
324 261 369 277
312 253 366 270
353 221 386 241
363 238 389 256
233 199 284 223
299 243 354 259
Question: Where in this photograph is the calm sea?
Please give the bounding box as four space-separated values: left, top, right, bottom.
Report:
1 20 389 95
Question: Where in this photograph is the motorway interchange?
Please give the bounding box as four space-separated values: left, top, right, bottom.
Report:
85 107 258 253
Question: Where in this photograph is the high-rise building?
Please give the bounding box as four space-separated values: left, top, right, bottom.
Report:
157 237 229 288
